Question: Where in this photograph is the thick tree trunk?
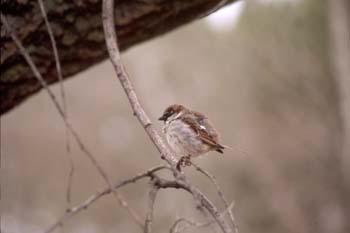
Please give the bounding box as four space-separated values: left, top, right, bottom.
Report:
0 0 235 115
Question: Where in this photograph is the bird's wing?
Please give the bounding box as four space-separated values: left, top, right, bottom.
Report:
192 111 220 140
181 114 222 149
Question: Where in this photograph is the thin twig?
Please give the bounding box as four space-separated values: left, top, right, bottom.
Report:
1 13 143 228
170 202 235 233
144 183 160 233
151 176 232 233
101 0 178 170
36 0 67 121
43 166 168 233
196 203 221 233
192 162 239 233
101 1 233 232
37 0 75 207
66 155 75 204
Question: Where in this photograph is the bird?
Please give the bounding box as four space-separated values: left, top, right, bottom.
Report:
158 104 225 170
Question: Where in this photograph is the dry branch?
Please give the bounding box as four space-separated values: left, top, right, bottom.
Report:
102 0 178 170
102 2 235 232
2 1 240 232
43 166 168 233
37 0 75 206
144 183 160 233
1 13 143 229
169 202 234 233
192 162 239 232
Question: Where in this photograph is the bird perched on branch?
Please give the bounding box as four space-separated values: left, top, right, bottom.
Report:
159 104 226 170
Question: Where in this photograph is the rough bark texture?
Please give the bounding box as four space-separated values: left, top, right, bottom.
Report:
0 0 235 115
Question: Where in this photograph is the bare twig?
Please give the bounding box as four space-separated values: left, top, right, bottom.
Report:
37 0 67 119
2 2 240 233
101 1 234 232
37 0 75 207
195 202 221 233
144 183 160 233
101 0 178 170
66 155 75 204
192 162 239 233
171 218 210 233
150 176 232 233
1 13 143 228
36 0 65 104
43 166 168 233
170 202 235 233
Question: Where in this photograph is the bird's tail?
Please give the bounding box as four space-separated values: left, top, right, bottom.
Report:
215 143 226 154
215 143 249 156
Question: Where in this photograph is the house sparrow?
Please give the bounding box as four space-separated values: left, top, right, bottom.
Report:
159 104 225 170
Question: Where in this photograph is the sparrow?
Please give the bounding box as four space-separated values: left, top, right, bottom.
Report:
158 104 225 170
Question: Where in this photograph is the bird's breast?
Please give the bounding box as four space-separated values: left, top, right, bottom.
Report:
164 119 210 157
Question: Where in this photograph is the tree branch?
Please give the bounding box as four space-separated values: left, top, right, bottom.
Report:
144 183 160 233
192 162 239 233
1 1 242 232
37 0 75 207
102 0 178 170
1 13 143 229
43 166 168 233
102 1 234 232
169 202 234 233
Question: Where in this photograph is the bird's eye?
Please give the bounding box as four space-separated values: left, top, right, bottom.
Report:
166 110 172 116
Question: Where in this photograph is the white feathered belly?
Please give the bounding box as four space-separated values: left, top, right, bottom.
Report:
164 119 211 158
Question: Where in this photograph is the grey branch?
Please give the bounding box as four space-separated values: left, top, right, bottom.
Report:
102 0 235 232
1 1 241 232
192 162 239 232
144 183 160 233
37 0 75 207
1 13 143 229
43 166 168 233
169 202 235 233
102 0 178 170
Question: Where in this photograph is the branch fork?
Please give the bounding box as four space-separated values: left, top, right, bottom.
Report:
1 1 240 232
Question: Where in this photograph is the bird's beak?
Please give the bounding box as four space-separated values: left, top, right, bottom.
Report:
158 115 167 121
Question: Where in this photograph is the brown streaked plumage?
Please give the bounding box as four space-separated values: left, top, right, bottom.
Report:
159 104 225 170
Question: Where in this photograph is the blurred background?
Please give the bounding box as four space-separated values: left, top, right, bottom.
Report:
2 0 349 233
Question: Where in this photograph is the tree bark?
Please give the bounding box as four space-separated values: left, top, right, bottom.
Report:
0 0 235 115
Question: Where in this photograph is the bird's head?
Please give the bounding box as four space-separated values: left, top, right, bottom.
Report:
158 104 186 122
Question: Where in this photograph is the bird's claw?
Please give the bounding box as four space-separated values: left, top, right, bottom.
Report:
176 155 192 171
